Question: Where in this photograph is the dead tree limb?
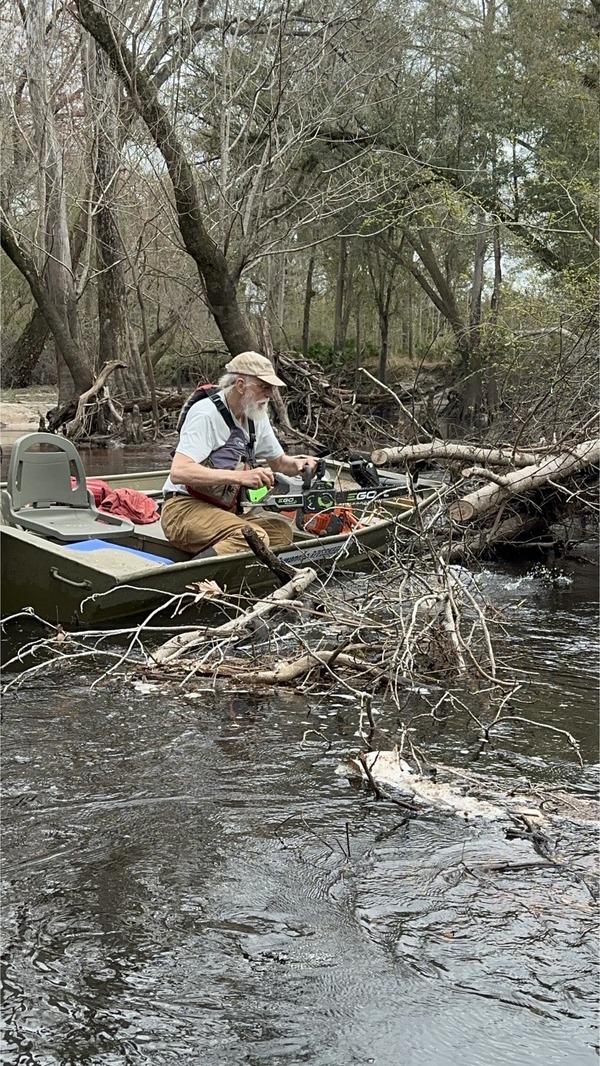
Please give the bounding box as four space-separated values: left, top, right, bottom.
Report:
449 439 600 523
241 524 296 584
445 515 540 561
169 648 378 684
152 566 318 664
63 359 128 438
372 440 544 468
461 466 512 486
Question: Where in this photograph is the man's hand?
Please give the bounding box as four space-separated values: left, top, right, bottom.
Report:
292 455 319 475
236 466 275 489
271 454 319 477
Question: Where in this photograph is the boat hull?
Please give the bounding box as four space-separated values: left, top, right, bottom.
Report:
1 513 399 626
1 461 434 626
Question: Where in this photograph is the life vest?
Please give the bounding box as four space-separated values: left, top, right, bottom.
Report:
177 385 256 512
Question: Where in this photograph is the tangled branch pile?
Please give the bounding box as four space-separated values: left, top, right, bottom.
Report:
3 526 580 767
374 436 599 561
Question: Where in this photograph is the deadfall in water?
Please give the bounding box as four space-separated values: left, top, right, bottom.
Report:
1 541 598 1066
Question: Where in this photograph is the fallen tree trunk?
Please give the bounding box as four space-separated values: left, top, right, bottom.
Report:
339 751 597 829
445 515 541 561
65 359 128 439
449 439 600 523
47 359 128 437
122 392 185 414
372 439 545 468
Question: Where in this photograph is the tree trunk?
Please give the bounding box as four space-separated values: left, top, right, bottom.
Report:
1 220 92 395
378 309 390 384
485 223 502 414
93 52 134 374
461 213 487 421
27 0 90 403
334 236 349 353
76 0 255 357
378 279 393 385
1 306 49 388
354 295 361 390
266 253 287 346
406 283 414 362
302 255 315 359
366 241 397 386
2 195 91 389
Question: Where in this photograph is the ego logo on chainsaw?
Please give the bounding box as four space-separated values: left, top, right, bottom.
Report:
305 491 335 511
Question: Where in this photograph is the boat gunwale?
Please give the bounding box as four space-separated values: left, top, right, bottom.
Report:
1 507 402 579
1 457 439 623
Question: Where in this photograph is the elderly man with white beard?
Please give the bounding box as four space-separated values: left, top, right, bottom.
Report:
161 351 318 556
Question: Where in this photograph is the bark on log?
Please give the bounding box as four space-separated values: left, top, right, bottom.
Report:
448 439 599 524
152 566 318 664
372 440 544 468
241 524 297 584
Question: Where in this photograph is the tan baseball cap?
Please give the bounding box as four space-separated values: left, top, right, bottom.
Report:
225 351 286 387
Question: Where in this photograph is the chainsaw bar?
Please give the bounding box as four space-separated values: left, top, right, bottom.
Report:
258 481 415 513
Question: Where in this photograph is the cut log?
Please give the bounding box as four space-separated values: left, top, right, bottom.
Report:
371 440 544 468
449 439 600 524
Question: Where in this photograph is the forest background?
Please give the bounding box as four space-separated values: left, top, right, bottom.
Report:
0 0 598 447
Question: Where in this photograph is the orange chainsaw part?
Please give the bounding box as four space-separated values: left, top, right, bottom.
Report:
279 505 363 536
303 506 361 536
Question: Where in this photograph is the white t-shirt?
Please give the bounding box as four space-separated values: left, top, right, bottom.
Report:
163 390 284 495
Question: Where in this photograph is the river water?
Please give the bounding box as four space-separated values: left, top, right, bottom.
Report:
1 447 599 1065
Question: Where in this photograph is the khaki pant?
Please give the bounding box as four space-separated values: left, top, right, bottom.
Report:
161 495 293 556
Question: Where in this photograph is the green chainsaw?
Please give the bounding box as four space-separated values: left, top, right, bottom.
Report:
244 456 418 518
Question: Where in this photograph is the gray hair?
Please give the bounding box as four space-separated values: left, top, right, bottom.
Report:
218 372 253 392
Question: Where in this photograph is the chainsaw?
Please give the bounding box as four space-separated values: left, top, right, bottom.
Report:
243 456 418 514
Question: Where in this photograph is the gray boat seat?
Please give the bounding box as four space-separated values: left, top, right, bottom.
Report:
1 432 134 542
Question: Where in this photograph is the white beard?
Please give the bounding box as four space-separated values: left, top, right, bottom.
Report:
242 396 269 422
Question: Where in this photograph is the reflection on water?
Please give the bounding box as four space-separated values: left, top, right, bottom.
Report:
1 563 598 1065
0 436 174 483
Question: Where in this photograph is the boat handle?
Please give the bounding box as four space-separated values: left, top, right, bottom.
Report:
49 567 93 591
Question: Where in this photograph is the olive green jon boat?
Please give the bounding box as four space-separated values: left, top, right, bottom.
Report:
1 436 435 626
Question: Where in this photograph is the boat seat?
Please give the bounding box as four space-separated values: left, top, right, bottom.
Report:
1 432 134 543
